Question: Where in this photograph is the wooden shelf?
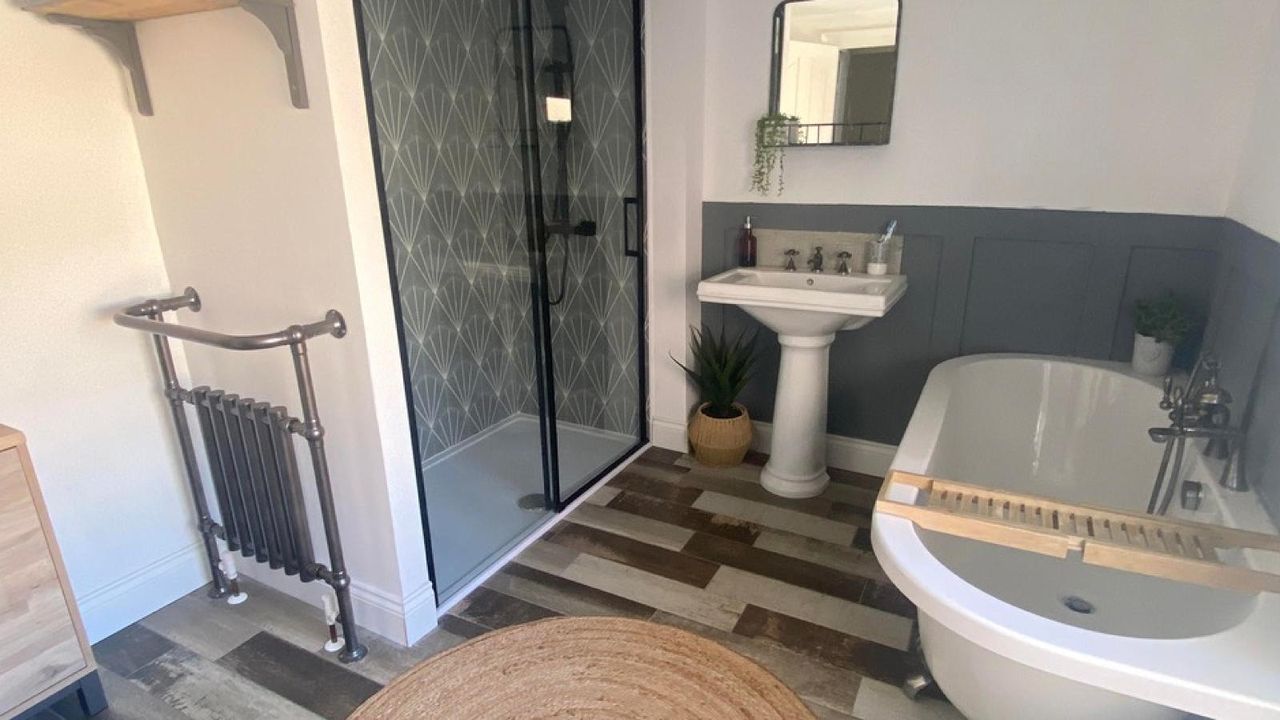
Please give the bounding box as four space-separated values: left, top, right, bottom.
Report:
23 0 307 115
877 471 1280 594
25 0 239 21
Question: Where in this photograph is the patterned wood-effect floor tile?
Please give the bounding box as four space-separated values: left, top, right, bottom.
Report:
217 633 380 720
449 586 561 631
130 644 321 719
92 451 944 720
733 605 922 686
651 611 862 717
752 528 888 582
607 489 762 543
545 521 720 587
852 677 966 720
693 491 859 546
707 566 914 650
93 625 181 679
684 532 870 604
564 501 696 551
482 562 655 619
607 470 703 504
556 551 747 631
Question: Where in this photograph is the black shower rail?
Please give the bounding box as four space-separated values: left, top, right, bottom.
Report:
115 287 367 663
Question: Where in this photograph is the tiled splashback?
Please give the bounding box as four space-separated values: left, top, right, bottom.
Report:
754 229 904 274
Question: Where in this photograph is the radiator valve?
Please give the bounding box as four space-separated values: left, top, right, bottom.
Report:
219 551 249 605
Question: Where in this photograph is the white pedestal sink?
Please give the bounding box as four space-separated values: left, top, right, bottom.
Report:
697 268 907 498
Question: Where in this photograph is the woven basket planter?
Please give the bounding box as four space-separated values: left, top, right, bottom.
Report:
688 403 752 467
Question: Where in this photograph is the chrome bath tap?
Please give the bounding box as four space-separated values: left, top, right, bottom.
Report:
1146 354 1245 515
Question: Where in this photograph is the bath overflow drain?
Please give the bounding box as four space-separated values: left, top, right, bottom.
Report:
1062 595 1096 614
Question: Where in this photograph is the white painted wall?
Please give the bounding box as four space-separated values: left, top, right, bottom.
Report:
703 0 1274 212
129 1 432 644
646 0 708 451
1228 10 1280 239
0 7 207 641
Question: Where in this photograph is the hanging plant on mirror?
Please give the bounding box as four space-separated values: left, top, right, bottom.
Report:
751 113 797 196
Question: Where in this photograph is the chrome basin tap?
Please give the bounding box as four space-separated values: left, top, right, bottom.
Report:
835 251 853 275
808 247 825 273
783 248 799 272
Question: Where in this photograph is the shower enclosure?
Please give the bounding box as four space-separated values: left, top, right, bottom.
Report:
354 0 646 601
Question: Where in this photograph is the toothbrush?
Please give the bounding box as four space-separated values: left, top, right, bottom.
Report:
868 219 896 276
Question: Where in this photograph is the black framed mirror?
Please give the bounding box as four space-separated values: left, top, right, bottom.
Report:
768 0 902 146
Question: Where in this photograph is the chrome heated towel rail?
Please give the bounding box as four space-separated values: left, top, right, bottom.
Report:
115 287 367 662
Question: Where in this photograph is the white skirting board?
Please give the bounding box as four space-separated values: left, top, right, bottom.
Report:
650 417 689 453
74 537 437 647
232 560 438 647
78 541 211 643
650 418 897 478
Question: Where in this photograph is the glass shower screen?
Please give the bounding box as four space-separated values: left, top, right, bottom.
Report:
356 0 645 601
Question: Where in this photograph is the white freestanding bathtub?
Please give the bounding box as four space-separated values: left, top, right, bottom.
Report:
872 354 1280 720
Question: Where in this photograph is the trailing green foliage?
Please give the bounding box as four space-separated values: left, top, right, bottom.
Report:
672 325 760 419
752 113 797 196
1134 293 1193 345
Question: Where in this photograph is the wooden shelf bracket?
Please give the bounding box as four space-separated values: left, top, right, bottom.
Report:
27 0 309 115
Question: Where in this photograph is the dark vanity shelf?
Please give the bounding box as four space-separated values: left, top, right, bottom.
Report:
24 0 308 115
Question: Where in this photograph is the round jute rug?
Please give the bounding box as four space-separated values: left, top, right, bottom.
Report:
348 616 815 719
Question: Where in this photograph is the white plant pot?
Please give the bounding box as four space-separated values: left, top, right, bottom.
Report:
1132 333 1174 376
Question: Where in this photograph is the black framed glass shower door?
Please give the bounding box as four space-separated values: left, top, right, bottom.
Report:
522 0 647 508
355 0 646 601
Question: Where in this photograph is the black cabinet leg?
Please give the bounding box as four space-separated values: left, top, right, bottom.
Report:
77 672 108 716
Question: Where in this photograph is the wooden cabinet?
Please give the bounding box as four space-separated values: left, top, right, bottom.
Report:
0 426 103 720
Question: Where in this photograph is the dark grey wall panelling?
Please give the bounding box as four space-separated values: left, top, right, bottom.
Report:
1206 220 1280 525
702 203 1223 445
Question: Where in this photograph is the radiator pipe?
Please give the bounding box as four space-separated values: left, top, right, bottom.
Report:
149 308 231 600
290 337 367 663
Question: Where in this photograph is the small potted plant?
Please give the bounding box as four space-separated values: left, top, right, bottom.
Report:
673 325 759 466
751 113 798 196
1132 294 1192 376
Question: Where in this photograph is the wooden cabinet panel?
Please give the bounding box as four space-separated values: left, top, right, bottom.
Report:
0 447 85 714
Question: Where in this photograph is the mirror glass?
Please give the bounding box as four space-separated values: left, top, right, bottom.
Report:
771 0 901 146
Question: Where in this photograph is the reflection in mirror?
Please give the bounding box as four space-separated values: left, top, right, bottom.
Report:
770 0 901 146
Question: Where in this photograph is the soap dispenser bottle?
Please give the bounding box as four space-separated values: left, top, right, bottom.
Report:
737 216 757 267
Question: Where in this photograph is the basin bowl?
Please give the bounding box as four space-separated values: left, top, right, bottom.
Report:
696 268 906 335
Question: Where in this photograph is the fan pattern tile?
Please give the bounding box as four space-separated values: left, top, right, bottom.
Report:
532 0 641 440
361 0 640 463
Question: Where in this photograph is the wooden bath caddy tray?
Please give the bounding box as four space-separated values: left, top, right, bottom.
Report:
876 471 1280 594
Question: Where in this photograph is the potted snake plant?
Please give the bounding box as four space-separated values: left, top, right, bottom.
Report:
1132 294 1192 376
673 325 759 466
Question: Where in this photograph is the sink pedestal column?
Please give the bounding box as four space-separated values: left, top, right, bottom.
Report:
760 333 833 498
